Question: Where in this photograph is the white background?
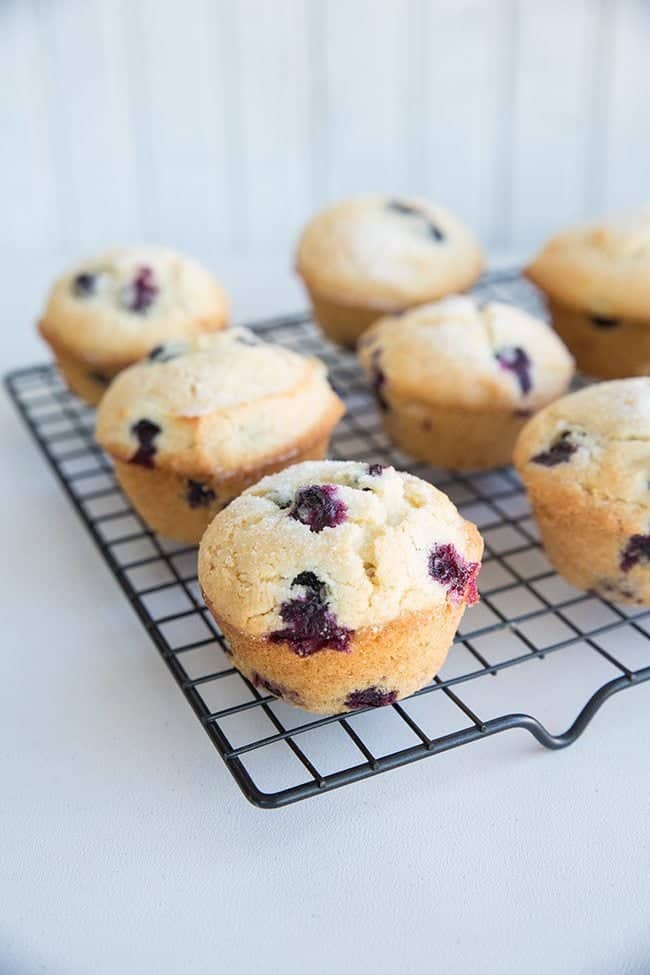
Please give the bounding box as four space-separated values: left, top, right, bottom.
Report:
1 0 649 268
2 3 650 974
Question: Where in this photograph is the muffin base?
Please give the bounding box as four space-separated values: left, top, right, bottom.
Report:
524 484 650 606
306 286 400 348
548 299 650 379
208 601 467 715
113 432 333 545
383 401 529 471
55 350 120 407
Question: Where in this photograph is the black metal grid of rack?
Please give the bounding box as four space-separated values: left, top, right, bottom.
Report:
5 270 650 808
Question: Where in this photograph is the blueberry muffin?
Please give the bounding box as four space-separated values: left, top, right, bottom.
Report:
95 330 344 544
295 194 484 347
198 460 483 714
514 379 650 605
358 297 574 471
526 210 650 379
39 246 229 405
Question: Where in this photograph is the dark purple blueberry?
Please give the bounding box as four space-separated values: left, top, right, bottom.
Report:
267 492 291 510
253 673 284 698
344 686 398 710
269 573 353 657
88 370 109 386
235 330 260 346
186 479 216 509
129 418 161 468
367 463 387 477
72 272 97 297
289 484 347 533
495 346 532 396
590 314 619 329
123 265 158 314
598 579 638 602
371 349 389 411
620 534 650 572
531 430 576 467
386 199 445 242
429 542 480 605
252 672 300 704
387 199 419 217
425 222 445 243
148 342 184 363
291 570 325 595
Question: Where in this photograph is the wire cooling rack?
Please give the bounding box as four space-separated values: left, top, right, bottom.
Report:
5 270 650 808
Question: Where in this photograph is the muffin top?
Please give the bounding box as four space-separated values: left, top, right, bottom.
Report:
526 210 650 319
514 378 650 510
357 297 574 412
199 460 483 647
39 246 229 368
295 195 484 309
95 330 344 478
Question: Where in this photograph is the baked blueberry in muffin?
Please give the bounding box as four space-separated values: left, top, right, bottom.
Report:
129 419 161 469
269 571 353 657
345 686 399 709
289 484 348 533
385 199 446 242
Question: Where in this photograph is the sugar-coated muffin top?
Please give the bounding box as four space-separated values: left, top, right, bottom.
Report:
514 378 650 507
39 246 229 368
95 330 344 478
526 210 650 318
199 460 483 646
357 296 574 411
295 195 484 308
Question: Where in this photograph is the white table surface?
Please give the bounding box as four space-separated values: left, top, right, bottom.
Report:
2 251 649 975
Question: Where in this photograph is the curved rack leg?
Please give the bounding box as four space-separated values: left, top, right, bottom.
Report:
486 667 650 750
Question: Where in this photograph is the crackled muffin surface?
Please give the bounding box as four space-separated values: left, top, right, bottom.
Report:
297 195 484 308
526 210 650 318
514 378 650 604
39 246 229 403
358 297 573 470
359 296 573 409
95 331 344 544
199 460 483 713
96 328 343 476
